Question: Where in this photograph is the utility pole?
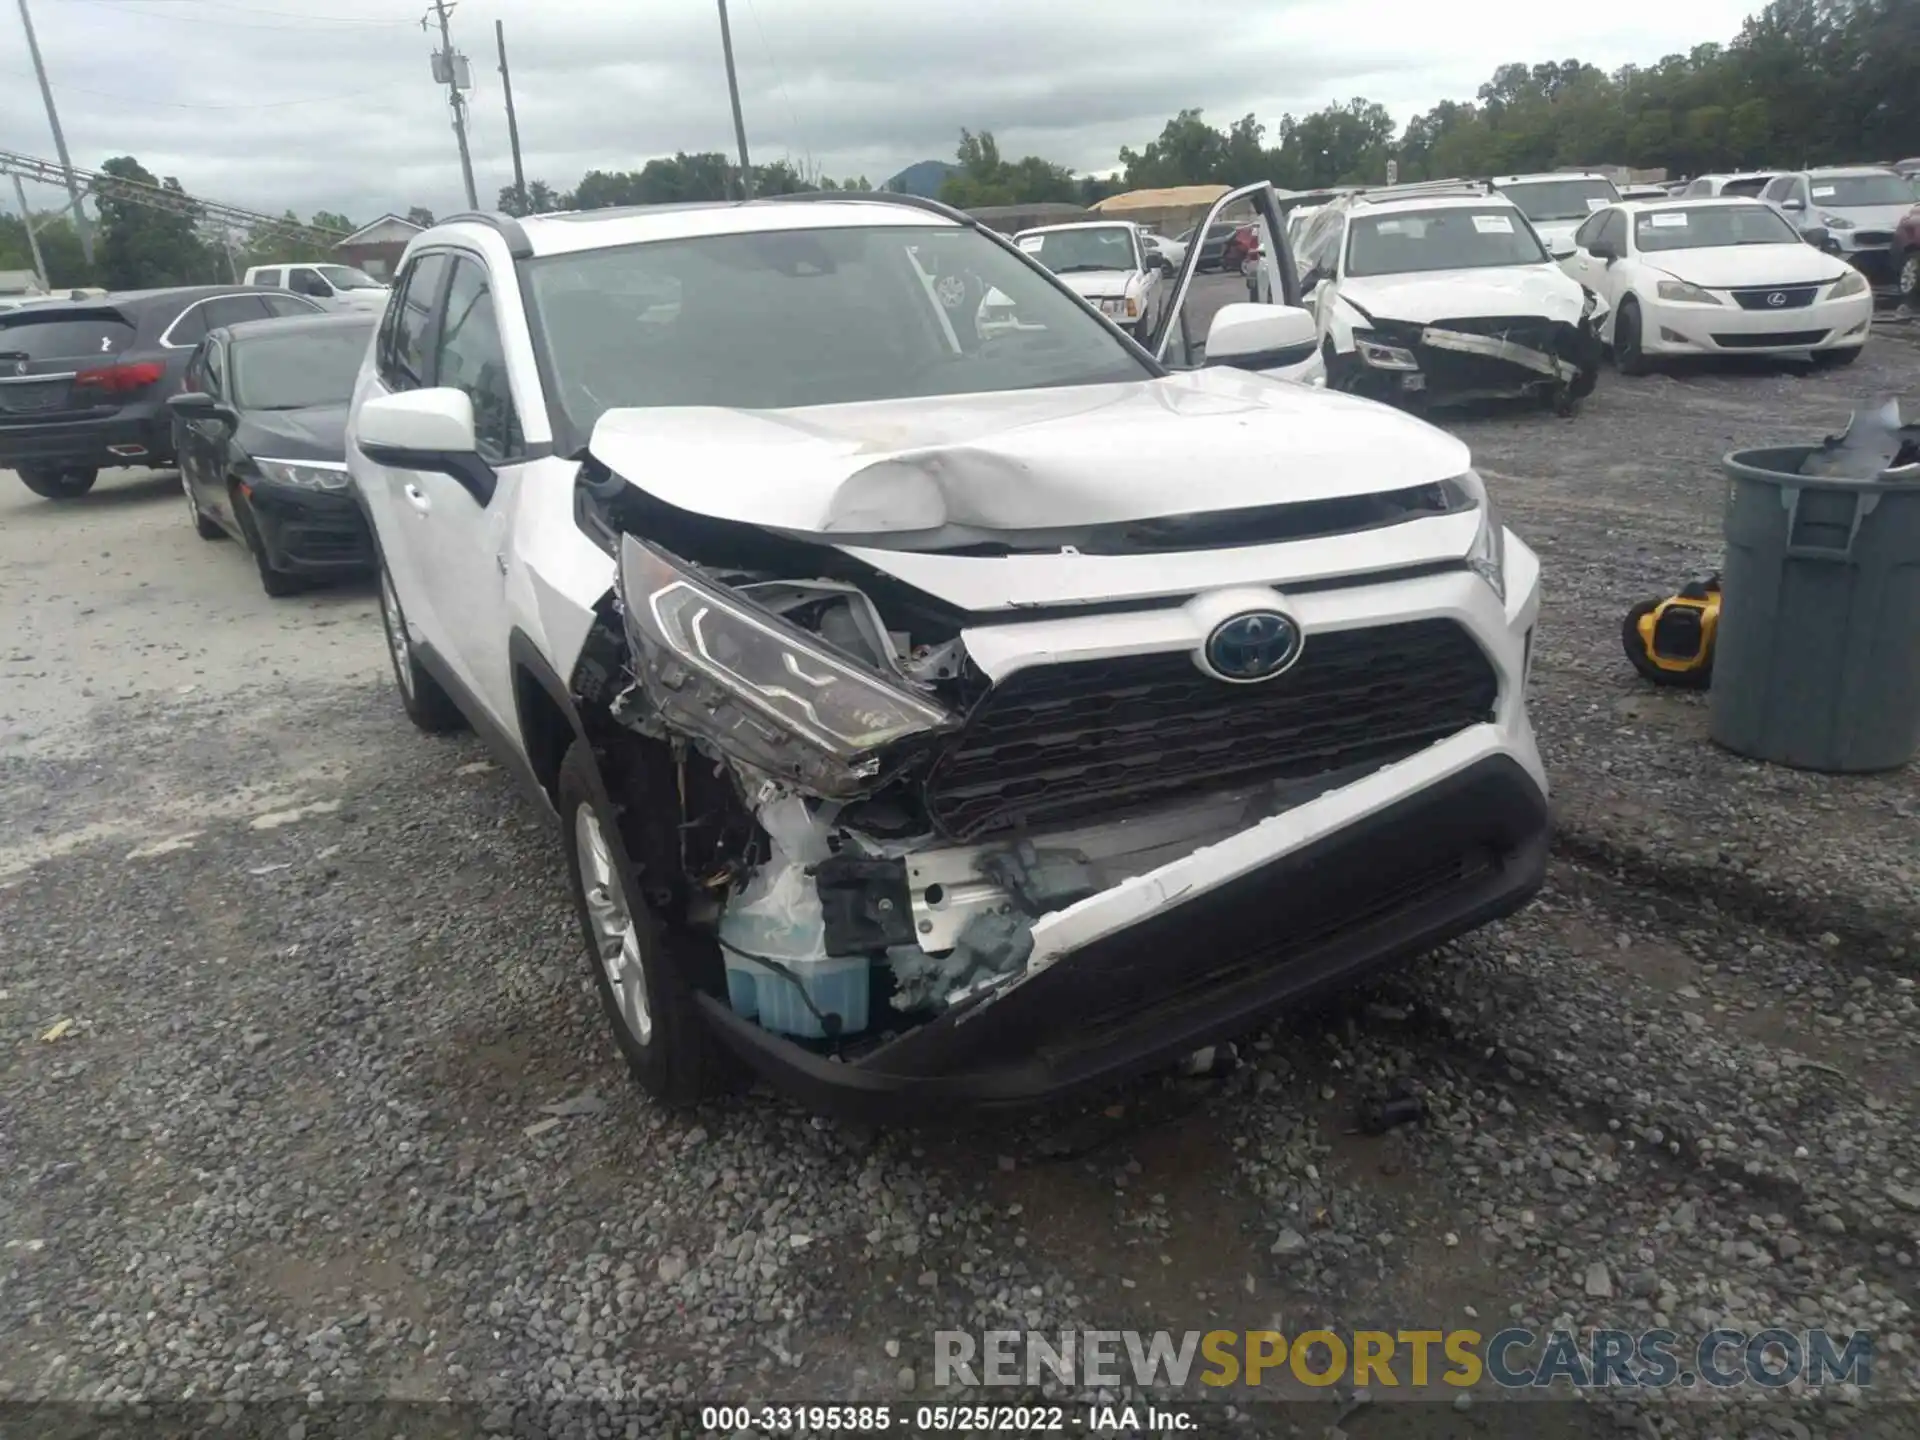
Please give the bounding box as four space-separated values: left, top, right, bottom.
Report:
496 20 525 213
423 0 477 211
715 0 752 200
15 0 93 263
10 174 48 290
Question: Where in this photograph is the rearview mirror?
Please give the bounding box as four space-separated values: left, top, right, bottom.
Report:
1205 303 1318 369
355 387 495 505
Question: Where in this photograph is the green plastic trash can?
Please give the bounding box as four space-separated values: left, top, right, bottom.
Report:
1709 445 1920 772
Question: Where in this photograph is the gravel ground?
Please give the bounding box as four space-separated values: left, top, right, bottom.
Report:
3 328 1918 1438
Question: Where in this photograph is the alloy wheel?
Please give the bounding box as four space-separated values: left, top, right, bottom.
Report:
574 806 653 1046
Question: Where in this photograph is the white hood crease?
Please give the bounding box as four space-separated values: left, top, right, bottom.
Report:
587 368 1472 539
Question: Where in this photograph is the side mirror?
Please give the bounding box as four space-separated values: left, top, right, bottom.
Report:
1588 239 1618 263
1550 241 1577 260
1781 197 1805 212
354 387 495 505
169 391 235 425
1803 226 1830 250
1204 302 1318 369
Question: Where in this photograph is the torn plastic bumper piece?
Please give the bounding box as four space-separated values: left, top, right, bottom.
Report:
695 750 1549 1120
1418 325 1583 383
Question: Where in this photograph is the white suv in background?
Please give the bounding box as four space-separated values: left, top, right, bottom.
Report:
244 262 390 314
346 193 1547 1116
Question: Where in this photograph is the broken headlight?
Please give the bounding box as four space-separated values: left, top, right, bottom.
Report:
616 535 956 797
1457 469 1507 603
1353 332 1420 371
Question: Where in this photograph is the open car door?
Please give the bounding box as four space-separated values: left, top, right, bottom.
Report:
1144 182 1324 386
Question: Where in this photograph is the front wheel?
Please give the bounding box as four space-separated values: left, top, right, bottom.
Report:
1900 249 1920 302
374 555 465 732
18 467 97 500
1613 298 1651 376
558 741 719 1108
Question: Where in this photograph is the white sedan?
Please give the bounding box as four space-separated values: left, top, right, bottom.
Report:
1560 197 1873 371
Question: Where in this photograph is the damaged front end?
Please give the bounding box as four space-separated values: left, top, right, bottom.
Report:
1346 308 1603 412
600 506 1547 1116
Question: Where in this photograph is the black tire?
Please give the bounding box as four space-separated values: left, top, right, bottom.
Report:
1897 248 1919 302
557 740 719 1108
1812 346 1863 369
184 474 224 539
18 466 97 500
374 550 465 733
231 488 302 597
1613 298 1651 376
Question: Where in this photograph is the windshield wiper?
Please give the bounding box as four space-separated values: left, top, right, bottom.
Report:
1048 263 1122 274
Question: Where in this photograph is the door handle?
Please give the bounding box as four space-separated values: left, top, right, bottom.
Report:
403 484 431 515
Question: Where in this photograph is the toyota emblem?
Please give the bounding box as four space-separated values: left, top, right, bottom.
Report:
1202 610 1305 683
1766 291 1787 307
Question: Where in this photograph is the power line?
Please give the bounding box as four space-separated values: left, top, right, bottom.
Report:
50 0 416 28
0 146 348 242
0 67 385 107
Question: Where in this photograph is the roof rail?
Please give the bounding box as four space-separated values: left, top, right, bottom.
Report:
438 211 534 259
1351 178 1494 204
753 189 978 227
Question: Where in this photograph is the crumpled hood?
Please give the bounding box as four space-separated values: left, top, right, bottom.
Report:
1645 246 1850 289
236 402 347 462
1054 269 1138 301
1341 264 1588 326
588 369 1471 538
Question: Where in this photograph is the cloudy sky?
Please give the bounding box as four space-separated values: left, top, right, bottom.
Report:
6 0 1761 227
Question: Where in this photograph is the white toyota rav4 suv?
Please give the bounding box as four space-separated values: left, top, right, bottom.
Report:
347 189 1548 1117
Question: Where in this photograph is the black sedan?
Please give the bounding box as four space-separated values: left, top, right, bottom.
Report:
0 286 322 500
170 311 376 597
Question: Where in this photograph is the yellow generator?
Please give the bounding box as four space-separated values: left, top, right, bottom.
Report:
1622 575 1721 689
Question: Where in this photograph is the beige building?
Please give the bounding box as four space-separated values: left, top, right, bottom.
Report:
1088 184 1232 238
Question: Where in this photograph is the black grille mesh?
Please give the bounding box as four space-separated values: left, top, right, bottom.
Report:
924 619 1499 840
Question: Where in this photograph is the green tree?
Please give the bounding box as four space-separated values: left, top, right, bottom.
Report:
497 180 569 217
939 129 1076 207
92 156 213 289
309 210 353 236
405 206 435 228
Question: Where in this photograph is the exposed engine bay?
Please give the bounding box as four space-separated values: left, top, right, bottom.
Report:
570 462 1506 1059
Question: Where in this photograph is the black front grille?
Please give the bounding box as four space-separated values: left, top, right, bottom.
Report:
1729 286 1818 310
1854 231 1893 246
1712 329 1829 348
923 619 1499 841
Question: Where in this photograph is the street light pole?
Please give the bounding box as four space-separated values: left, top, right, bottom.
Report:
715 0 752 200
15 0 94 263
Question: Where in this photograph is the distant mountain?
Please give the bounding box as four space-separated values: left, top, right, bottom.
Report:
883 160 958 197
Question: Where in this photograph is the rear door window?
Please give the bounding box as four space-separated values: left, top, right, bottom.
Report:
379 252 450 391
251 268 284 288
0 314 133 363
260 294 321 319
202 295 274 330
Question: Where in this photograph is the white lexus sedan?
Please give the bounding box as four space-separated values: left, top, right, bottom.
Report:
1559 197 1874 372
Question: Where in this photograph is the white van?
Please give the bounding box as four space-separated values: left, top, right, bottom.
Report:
243 262 389 314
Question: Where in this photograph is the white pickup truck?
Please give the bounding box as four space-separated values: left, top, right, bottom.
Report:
243 262 390 315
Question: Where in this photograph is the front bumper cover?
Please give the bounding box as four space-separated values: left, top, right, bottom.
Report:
698 748 1549 1120
247 480 375 573
1347 314 1602 405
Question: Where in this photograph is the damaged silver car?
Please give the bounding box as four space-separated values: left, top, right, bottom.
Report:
346 188 1549 1116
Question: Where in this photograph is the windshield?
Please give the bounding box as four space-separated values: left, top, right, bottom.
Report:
316 265 384 291
1810 174 1913 207
527 223 1152 436
231 324 374 409
1344 206 1549 277
1016 227 1137 274
1722 175 1775 197
1634 205 1801 252
1497 177 1621 222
